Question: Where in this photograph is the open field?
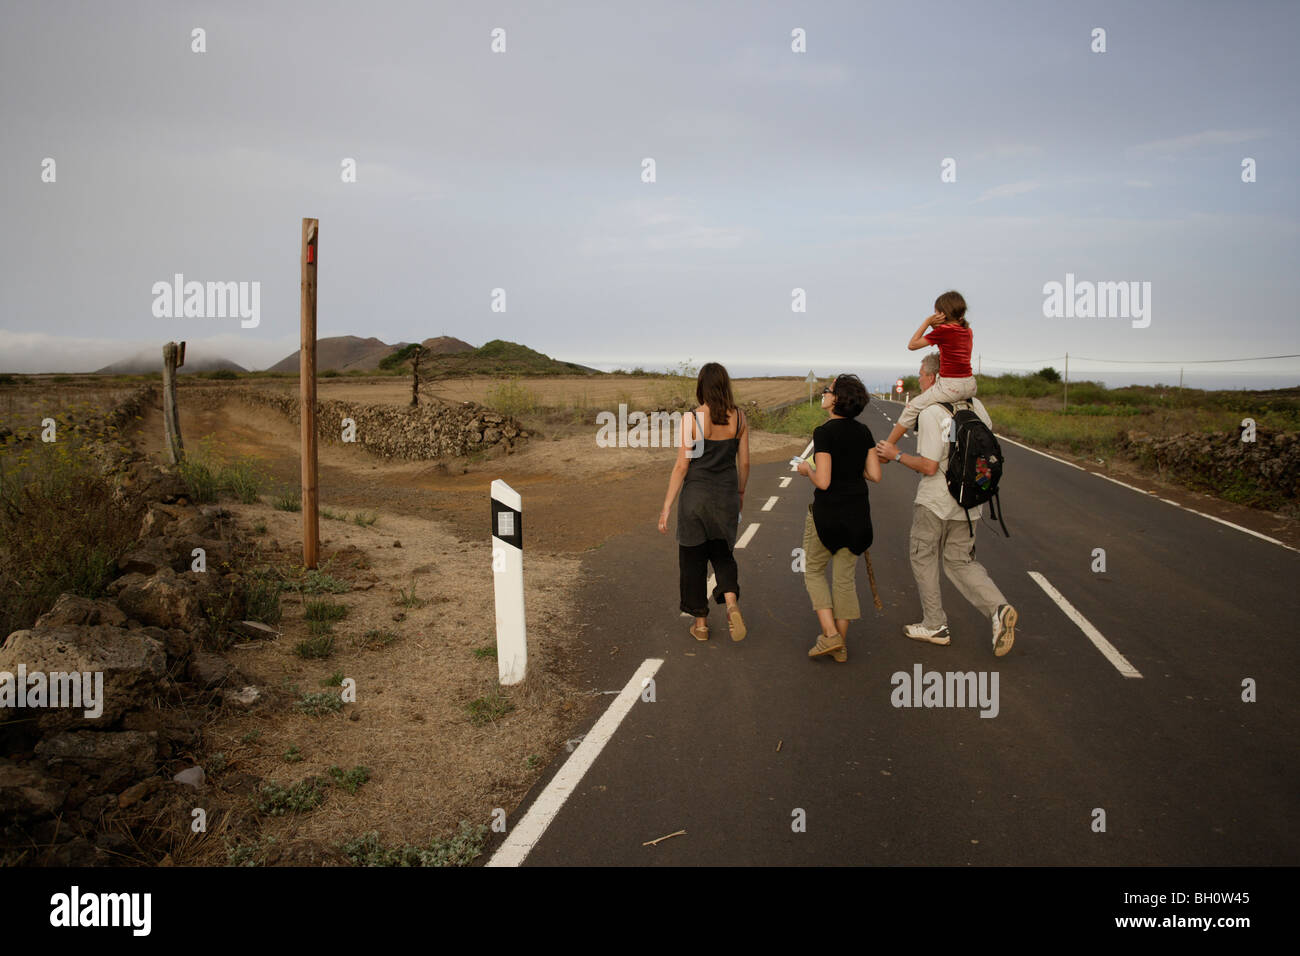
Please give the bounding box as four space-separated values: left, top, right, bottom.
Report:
0 385 142 434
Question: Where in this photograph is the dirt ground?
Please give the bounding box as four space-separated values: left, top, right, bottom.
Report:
123 386 804 861
144 393 804 551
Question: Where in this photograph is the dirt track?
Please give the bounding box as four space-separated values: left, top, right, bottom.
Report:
137 393 804 553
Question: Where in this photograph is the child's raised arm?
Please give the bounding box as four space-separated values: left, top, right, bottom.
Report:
908 311 945 351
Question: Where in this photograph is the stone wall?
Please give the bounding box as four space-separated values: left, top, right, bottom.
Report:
1119 426 1300 503
189 387 527 460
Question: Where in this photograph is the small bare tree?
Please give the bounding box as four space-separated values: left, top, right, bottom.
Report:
410 344 426 406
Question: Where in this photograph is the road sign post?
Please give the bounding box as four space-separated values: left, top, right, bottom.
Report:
491 479 527 685
806 370 817 406
300 218 320 569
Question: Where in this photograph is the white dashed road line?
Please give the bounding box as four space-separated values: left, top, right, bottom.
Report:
779 476 792 488
487 657 664 867
1028 572 1142 679
735 523 760 549
761 496 778 511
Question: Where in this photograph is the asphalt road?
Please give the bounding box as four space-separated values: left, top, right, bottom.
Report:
493 398 1298 866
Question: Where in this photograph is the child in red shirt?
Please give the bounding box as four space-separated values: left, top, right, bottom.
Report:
883 290 977 445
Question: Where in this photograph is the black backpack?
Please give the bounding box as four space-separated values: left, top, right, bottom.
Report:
939 401 1009 537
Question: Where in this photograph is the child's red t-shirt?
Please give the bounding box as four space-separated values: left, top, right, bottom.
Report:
923 323 973 378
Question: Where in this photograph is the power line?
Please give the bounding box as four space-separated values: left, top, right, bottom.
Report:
979 353 1300 366
1071 353 1300 365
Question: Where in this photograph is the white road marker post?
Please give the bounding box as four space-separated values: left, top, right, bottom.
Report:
491 479 527 685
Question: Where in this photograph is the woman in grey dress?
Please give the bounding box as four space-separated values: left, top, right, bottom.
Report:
658 363 751 641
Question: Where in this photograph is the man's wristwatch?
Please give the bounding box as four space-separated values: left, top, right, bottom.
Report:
895 451 903 462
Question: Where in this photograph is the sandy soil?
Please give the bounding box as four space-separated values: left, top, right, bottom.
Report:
188 500 588 857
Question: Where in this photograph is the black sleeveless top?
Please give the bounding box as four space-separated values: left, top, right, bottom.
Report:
676 409 741 548
810 416 874 555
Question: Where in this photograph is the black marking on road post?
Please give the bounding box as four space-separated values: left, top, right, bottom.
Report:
491 497 523 550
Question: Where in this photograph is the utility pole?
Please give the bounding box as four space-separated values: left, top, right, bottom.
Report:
1063 352 1069 411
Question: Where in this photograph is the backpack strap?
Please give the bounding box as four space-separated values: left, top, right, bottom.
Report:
992 492 1010 537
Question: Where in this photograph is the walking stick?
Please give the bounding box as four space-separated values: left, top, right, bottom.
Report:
864 550 883 611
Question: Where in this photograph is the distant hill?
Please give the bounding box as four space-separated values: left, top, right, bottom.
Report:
267 335 599 376
268 335 397 373
420 336 474 355
94 350 247 375
421 339 602 377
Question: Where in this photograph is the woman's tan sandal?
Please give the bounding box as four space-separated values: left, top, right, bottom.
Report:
808 632 845 658
727 605 747 642
690 622 710 641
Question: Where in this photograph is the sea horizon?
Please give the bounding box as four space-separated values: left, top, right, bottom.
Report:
579 360 1300 393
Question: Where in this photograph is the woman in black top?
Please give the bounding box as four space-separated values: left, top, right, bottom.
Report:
658 363 751 642
795 373 882 662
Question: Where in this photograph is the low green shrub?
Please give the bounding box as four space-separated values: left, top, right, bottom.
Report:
340 821 489 867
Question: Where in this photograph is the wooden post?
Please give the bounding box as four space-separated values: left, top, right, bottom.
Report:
162 340 185 464
301 218 320 569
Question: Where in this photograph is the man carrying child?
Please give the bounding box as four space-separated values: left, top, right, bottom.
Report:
876 351 1017 657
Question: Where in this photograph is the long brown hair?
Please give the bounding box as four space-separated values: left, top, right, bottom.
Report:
934 290 969 328
696 362 736 425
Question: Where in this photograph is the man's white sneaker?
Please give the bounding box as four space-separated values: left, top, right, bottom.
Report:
992 604 1017 657
904 622 951 645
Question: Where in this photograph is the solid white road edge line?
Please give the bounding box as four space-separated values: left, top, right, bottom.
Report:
996 434 1086 471
1027 571 1142 679
486 657 665 867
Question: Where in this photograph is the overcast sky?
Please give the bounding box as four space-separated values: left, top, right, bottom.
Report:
2 0 1297 384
